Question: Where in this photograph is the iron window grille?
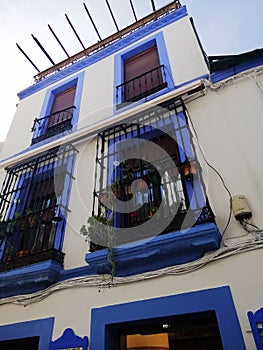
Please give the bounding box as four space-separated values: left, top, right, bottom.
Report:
31 105 76 144
0 144 77 271
92 98 215 250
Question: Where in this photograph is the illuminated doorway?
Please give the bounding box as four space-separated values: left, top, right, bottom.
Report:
118 311 223 350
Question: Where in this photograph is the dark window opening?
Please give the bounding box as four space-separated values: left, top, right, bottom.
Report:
0 336 39 350
116 45 168 107
0 144 77 271
107 311 223 350
31 85 76 144
91 99 215 250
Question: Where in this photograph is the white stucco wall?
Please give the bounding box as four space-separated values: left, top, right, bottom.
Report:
187 73 263 238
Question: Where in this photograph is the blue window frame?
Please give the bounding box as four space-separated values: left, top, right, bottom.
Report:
91 98 214 249
0 317 54 350
90 286 245 350
86 98 220 276
0 144 77 270
31 72 84 145
114 32 174 110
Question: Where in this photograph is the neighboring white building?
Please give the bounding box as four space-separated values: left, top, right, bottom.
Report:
0 2 263 349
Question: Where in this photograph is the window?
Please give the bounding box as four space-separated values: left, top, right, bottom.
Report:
32 86 76 144
31 72 84 145
0 144 77 271
91 98 214 250
120 45 167 104
114 32 174 109
47 85 76 128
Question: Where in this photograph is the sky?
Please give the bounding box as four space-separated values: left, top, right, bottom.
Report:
0 0 262 142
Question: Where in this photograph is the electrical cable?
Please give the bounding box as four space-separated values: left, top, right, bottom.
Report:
242 219 262 232
1 238 263 307
184 106 233 238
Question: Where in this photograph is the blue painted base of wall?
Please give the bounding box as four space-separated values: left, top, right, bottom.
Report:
85 222 221 276
0 223 221 298
0 260 62 298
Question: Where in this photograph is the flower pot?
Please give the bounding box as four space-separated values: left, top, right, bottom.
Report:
182 161 197 182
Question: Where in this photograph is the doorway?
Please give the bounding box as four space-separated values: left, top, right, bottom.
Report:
0 336 39 350
118 311 223 350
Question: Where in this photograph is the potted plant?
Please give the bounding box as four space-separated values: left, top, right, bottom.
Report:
111 178 120 198
0 213 20 260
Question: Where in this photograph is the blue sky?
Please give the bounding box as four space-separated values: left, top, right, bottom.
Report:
0 0 262 141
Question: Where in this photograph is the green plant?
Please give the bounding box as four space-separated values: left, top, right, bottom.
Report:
0 213 21 257
148 206 159 219
80 213 116 282
111 178 120 196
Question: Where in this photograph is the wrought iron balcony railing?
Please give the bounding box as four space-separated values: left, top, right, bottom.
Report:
31 106 76 144
0 207 64 271
91 98 216 251
116 65 168 108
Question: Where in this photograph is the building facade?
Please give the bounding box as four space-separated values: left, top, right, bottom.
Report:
0 2 263 349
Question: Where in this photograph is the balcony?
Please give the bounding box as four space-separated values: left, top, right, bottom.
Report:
0 208 64 272
31 106 75 144
116 65 168 108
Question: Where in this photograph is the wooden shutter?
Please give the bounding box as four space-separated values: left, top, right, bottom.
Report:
124 45 160 81
124 45 162 101
48 85 76 127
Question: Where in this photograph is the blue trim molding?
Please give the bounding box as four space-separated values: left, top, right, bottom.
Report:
85 222 221 276
49 328 88 350
0 260 62 298
247 308 263 349
211 57 263 83
18 6 188 100
90 286 245 350
0 317 54 350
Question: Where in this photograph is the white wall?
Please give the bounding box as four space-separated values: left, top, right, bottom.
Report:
188 72 263 238
0 249 260 349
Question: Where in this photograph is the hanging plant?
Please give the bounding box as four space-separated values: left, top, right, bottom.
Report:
80 213 116 283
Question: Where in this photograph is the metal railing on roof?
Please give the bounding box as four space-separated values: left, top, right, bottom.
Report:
16 1 182 82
